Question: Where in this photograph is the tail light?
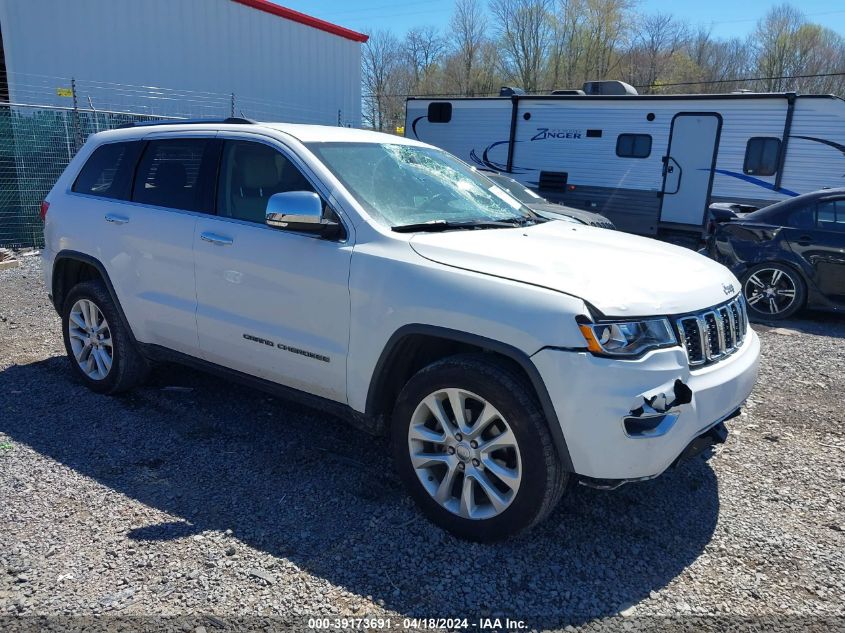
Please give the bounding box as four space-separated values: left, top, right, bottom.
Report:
39 201 50 222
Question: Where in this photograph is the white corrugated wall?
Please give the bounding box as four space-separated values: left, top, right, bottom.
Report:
0 0 363 126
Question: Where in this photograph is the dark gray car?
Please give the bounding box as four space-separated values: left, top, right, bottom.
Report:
482 171 616 229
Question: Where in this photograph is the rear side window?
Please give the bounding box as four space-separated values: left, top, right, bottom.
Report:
616 134 651 158
743 137 780 176
817 199 845 232
132 138 216 211
72 141 142 200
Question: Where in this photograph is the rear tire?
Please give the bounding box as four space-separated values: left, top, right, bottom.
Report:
62 280 149 394
391 354 567 542
742 262 805 321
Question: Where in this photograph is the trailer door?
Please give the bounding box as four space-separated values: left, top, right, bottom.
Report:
659 113 722 226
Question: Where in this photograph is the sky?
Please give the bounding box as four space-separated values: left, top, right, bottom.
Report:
282 0 845 40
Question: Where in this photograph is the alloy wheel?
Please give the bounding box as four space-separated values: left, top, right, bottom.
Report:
68 299 113 380
744 267 797 316
408 388 522 520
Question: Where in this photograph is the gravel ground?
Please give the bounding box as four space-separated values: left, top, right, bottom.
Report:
1 256 844 632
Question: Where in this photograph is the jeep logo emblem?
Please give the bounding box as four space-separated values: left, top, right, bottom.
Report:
723 283 735 295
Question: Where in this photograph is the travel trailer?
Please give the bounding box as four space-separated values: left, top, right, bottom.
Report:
405 89 845 239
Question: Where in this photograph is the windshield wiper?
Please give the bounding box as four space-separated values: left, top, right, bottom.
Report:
391 218 533 233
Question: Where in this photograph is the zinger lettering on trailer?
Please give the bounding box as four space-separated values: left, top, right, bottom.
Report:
242 333 330 363
531 128 583 141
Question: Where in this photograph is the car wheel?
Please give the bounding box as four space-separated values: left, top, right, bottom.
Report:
391 354 567 542
62 280 149 394
742 263 806 321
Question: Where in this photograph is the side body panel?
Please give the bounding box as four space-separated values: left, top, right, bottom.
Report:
344 236 589 414
405 99 514 172
192 132 354 403
42 134 201 355
781 98 845 196
193 218 353 402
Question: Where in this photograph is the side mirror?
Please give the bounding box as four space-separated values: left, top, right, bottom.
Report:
266 191 325 231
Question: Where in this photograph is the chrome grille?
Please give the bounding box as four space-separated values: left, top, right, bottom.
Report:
675 297 748 367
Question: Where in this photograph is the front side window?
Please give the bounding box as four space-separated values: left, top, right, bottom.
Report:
132 138 215 211
217 141 315 224
73 141 142 200
306 142 532 228
616 134 651 158
744 137 780 176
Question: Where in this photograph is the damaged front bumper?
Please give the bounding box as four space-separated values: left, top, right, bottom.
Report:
578 410 736 490
531 328 759 481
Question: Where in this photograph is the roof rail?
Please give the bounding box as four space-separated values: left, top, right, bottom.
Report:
117 117 256 129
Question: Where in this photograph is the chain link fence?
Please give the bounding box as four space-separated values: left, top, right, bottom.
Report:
0 70 358 249
0 103 180 248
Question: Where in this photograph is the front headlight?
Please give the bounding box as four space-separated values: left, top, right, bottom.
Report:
578 318 677 357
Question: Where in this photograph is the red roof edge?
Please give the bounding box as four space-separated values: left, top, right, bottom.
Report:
231 0 369 43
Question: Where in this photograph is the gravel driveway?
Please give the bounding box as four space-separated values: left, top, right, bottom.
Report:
1 256 843 632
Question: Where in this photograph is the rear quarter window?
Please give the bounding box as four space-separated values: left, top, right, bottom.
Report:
72 141 143 200
786 205 815 229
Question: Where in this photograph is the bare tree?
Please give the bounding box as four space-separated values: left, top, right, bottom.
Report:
404 26 447 90
491 0 554 92
545 0 634 89
547 0 586 89
362 30 403 131
752 4 806 91
448 0 488 95
625 13 688 93
366 0 843 103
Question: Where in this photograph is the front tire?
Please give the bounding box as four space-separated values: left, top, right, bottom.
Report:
742 262 805 321
62 280 149 394
391 354 567 542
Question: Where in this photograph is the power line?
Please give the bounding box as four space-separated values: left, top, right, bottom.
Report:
637 71 845 89
363 71 845 99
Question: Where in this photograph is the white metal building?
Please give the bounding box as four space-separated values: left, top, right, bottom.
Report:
0 0 367 126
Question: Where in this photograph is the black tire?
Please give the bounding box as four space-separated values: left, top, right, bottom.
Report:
741 262 806 321
391 354 568 542
61 280 149 394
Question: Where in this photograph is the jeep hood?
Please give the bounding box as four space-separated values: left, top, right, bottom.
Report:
408 220 739 316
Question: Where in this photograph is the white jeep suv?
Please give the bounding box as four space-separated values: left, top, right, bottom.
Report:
42 119 760 541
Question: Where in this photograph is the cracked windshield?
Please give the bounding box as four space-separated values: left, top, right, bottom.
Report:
307 142 535 228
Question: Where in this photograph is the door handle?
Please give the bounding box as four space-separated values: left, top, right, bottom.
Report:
797 235 814 246
200 232 234 246
104 213 129 225
662 157 683 195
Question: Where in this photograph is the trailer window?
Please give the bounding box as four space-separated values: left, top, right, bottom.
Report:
616 134 651 158
743 137 780 176
427 102 452 123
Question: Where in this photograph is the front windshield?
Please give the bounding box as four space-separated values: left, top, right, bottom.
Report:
488 174 545 204
307 142 534 227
